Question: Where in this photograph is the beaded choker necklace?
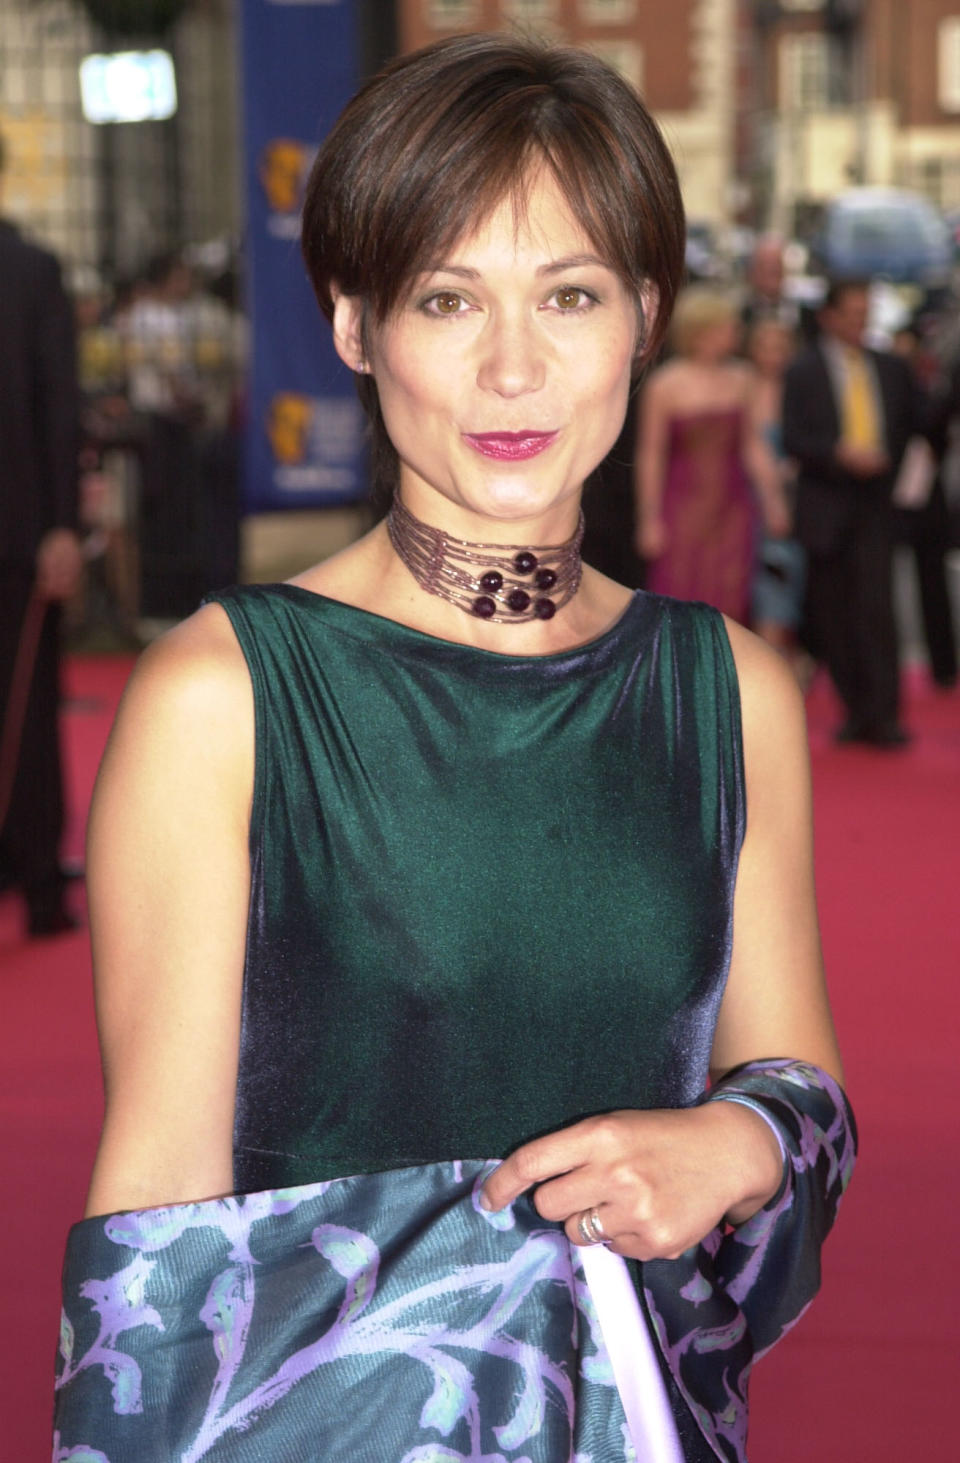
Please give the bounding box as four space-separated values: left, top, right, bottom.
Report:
387 495 584 623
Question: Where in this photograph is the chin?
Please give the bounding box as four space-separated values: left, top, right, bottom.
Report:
458 466 583 524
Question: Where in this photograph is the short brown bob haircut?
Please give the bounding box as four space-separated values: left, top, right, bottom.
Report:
302 32 686 488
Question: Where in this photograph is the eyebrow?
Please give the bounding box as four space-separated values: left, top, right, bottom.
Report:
537 254 611 276
421 253 612 280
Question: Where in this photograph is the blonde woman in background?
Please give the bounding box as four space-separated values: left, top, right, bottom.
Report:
636 287 788 622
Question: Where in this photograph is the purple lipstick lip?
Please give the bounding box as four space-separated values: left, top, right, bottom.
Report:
462 430 559 461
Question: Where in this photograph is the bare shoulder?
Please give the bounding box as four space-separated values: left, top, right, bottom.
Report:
722 614 805 724
721 616 809 788
116 603 250 730
97 603 254 810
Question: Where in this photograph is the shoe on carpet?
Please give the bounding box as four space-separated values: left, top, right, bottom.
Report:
834 720 867 744
835 720 911 748
27 905 80 939
865 723 911 748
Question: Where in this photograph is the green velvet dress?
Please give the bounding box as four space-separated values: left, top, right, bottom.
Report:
54 584 857 1463
210 585 744 1194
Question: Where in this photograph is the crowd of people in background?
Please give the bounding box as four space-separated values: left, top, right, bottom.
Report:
590 234 959 749
3 195 960 939
59 231 960 726
1 114 246 939
75 248 246 635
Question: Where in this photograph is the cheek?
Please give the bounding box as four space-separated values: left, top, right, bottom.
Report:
372 348 459 438
576 332 634 416
562 349 632 470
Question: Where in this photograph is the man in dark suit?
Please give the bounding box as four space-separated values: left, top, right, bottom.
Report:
0 136 82 934
782 279 919 745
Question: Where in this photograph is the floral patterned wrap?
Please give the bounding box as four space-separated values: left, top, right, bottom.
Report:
54 1062 856 1463
642 1059 858 1463
54 1159 635 1463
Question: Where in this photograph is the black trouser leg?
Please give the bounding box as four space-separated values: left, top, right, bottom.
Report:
805 543 866 725
0 569 66 911
805 508 900 732
850 504 900 732
913 485 958 685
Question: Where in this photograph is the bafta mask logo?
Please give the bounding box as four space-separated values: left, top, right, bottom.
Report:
259 139 308 215
267 393 313 464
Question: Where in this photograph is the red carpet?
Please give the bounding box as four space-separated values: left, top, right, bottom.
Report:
749 668 959 1460
1 654 957 1459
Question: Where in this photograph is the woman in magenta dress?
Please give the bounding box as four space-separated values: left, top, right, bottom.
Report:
635 287 787 622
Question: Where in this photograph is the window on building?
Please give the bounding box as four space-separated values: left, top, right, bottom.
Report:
583 40 643 94
501 0 559 23
426 0 480 28
919 157 944 207
938 18 960 113
578 1 638 25
778 32 830 111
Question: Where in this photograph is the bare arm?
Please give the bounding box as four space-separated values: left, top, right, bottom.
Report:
743 372 791 538
634 371 670 559
84 604 254 1218
482 624 842 1255
710 619 840 1084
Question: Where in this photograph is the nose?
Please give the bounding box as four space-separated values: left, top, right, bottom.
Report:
475 314 546 398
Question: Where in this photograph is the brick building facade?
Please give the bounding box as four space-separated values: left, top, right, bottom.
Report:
751 0 960 229
396 0 740 225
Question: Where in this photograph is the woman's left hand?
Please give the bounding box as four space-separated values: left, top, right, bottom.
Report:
480 1101 784 1260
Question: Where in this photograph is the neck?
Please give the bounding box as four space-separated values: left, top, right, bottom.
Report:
396 480 583 550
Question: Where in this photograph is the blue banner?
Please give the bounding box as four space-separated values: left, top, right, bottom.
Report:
239 0 366 510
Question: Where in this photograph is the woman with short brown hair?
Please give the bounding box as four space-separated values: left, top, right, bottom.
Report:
55 35 854 1463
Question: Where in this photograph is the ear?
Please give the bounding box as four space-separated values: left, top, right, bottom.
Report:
636 280 660 361
331 288 368 374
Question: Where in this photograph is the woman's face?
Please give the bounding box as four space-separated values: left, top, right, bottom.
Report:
343 169 639 536
749 322 792 378
689 316 739 364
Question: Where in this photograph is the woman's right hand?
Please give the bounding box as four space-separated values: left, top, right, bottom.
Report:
636 515 668 561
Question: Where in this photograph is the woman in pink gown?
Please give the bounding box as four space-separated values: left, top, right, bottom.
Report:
636 288 787 623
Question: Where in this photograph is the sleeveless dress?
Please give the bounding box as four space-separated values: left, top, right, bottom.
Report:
219 587 744 1193
646 409 758 624
53 586 856 1463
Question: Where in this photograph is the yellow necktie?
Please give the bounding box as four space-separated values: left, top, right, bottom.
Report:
842 348 881 451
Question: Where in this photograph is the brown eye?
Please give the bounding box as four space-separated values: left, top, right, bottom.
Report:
432 293 463 315
553 286 587 311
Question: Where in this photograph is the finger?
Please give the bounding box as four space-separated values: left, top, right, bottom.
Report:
604 1233 646 1260
480 1123 597 1212
528 1170 601 1224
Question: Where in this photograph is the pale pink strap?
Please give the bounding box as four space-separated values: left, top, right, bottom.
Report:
581 1242 684 1463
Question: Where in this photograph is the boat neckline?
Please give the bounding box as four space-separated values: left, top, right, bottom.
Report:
267 582 644 663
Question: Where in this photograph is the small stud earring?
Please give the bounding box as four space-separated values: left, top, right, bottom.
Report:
356 359 366 373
